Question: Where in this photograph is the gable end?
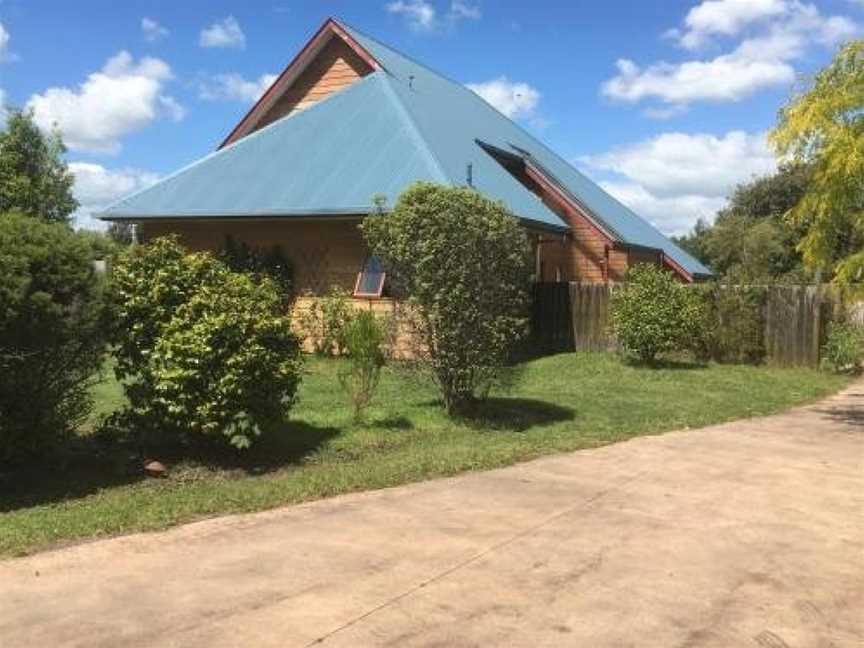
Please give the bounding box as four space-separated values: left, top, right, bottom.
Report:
219 19 380 149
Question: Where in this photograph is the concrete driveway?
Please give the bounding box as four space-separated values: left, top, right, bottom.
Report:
2 383 862 648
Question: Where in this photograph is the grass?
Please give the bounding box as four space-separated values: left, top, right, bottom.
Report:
0 353 850 557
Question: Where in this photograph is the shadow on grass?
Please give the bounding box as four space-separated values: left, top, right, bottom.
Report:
367 415 414 431
621 356 709 371
0 420 340 513
462 397 576 432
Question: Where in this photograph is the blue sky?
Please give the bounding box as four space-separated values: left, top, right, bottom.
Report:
1 0 861 233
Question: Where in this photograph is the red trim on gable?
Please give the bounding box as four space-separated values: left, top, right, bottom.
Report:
523 159 695 284
523 162 616 244
218 18 381 150
661 253 694 283
329 19 381 70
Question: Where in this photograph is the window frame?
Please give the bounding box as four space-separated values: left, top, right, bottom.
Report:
353 256 386 298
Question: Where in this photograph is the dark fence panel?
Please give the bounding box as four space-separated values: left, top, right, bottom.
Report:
530 283 572 353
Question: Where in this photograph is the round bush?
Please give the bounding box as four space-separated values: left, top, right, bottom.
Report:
111 236 302 449
0 212 110 463
610 263 705 364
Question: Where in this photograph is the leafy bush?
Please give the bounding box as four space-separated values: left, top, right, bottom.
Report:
111 236 302 450
693 283 767 364
0 212 110 463
821 321 863 374
338 310 388 422
362 182 532 415
296 286 355 356
610 263 706 364
219 235 294 300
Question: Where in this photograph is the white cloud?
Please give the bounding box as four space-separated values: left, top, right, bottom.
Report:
386 0 479 31
603 52 795 105
27 51 183 154
199 16 246 49
0 21 17 63
673 0 787 49
141 17 169 43
603 1 860 110
69 162 159 229
198 72 278 103
386 0 437 31
580 131 777 235
467 77 540 119
599 180 727 236
448 1 481 21
0 22 8 59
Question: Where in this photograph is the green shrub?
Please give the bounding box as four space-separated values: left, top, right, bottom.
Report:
610 263 706 364
297 286 355 356
111 236 302 450
821 321 863 374
693 284 767 364
0 213 110 463
338 310 388 422
362 182 532 415
219 235 294 300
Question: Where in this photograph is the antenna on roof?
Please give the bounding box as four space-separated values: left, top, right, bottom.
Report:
409 74 415 90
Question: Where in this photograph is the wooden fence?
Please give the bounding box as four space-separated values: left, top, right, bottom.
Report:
531 282 858 368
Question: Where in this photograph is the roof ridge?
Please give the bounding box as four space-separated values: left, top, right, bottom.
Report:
378 74 450 185
339 20 630 224
99 74 382 215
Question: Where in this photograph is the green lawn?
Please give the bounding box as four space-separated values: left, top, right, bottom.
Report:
0 353 850 557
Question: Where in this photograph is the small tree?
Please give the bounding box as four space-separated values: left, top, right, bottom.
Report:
770 40 864 284
362 183 532 415
296 286 355 355
821 321 864 374
0 213 110 463
0 108 78 224
111 236 302 450
611 264 704 364
338 310 387 422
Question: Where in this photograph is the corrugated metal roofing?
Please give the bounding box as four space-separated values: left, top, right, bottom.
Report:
102 18 710 276
101 73 448 219
342 23 711 277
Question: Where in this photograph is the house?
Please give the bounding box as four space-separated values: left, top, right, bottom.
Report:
100 17 711 295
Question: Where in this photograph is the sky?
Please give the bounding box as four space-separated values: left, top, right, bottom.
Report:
0 0 861 234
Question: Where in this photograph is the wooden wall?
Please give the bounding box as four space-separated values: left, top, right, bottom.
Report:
256 36 373 130
523 171 664 283
138 218 367 295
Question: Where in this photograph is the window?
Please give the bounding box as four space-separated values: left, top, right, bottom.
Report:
354 256 386 298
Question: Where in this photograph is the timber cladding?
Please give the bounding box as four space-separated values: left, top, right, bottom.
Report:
138 218 368 295
257 36 373 130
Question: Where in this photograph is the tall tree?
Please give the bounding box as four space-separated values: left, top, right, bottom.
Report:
770 40 864 284
0 108 78 224
674 163 812 281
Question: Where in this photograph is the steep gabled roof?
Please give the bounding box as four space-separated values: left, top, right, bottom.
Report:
101 17 710 277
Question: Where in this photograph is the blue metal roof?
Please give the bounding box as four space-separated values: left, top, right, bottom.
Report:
102 19 710 276
342 23 711 277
